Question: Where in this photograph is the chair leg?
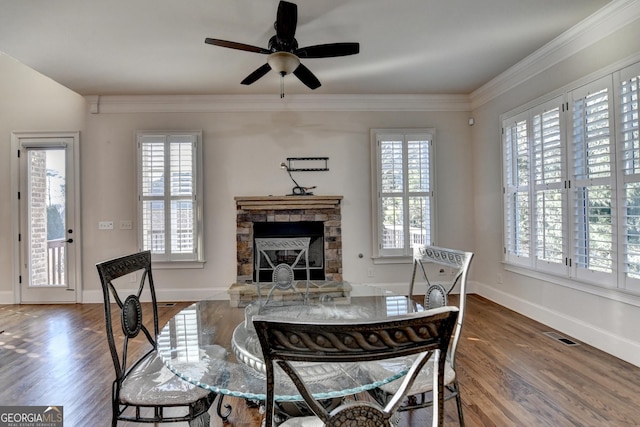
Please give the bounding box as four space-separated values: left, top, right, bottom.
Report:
453 380 465 427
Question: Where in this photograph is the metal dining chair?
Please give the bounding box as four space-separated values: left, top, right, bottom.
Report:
254 305 460 427
371 245 474 426
96 251 216 426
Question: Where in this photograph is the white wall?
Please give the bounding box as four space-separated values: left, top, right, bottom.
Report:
0 53 86 302
470 16 640 366
0 54 474 305
81 107 474 301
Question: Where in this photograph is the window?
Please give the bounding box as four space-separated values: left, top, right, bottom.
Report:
371 129 435 259
618 63 640 291
137 131 203 264
503 97 567 275
502 61 640 294
569 78 615 284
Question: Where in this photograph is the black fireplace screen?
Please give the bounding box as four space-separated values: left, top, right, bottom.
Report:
253 222 325 282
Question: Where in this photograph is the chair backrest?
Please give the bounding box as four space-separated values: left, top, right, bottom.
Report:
254 306 459 427
96 251 158 383
407 245 473 368
254 237 311 307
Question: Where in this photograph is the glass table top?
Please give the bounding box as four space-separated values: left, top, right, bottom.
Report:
157 284 422 402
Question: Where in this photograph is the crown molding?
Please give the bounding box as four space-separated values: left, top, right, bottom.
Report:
470 0 640 110
85 93 471 114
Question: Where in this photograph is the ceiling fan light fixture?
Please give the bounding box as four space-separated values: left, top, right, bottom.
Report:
267 51 300 76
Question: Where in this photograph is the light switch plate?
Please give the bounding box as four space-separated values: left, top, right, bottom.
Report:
98 221 114 230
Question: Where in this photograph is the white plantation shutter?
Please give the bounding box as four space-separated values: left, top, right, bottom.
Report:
373 129 435 258
532 101 565 274
137 131 203 263
140 136 166 253
169 137 195 254
503 113 531 265
618 63 640 292
501 60 640 298
380 138 404 252
569 77 616 285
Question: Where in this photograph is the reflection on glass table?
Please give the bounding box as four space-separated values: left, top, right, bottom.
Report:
156 285 423 419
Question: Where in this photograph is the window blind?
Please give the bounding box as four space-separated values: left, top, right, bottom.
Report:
373 130 434 258
571 84 614 275
533 107 564 266
503 118 531 260
137 131 202 263
621 73 640 281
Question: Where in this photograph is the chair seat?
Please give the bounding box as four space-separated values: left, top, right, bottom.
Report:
120 351 211 406
378 359 456 395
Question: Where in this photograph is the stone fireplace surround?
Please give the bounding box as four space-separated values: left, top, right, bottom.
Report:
229 196 351 307
230 195 345 307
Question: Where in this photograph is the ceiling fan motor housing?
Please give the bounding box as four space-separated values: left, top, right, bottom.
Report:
269 35 298 53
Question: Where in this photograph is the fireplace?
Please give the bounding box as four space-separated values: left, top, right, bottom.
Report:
253 221 325 281
234 196 343 285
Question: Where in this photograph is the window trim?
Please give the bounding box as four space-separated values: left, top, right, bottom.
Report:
136 130 204 267
370 128 436 262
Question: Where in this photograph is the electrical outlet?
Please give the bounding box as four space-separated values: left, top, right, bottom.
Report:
129 273 137 283
98 221 114 230
367 268 374 278
120 220 133 230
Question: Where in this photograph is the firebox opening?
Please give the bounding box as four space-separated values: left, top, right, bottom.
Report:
253 222 325 282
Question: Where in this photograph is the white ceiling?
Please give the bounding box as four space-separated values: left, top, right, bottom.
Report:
0 0 611 97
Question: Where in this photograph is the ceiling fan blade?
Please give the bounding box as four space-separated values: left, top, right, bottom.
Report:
293 63 321 90
205 38 270 54
241 63 272 85
295 43 360 58
276 1 297 45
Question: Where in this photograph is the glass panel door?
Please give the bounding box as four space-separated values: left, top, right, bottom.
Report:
17 135 78 303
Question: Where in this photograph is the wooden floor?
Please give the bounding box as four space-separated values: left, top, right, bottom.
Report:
1 295 639 426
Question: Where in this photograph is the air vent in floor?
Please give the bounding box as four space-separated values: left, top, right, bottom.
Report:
543 331 579 346
157 302 176 307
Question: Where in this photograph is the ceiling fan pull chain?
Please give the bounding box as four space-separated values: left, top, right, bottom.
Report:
280 74 285 98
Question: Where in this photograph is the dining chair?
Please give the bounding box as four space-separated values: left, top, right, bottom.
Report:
254 306 460 427
96 251 216 426
372 245 474 426
254 237 312 307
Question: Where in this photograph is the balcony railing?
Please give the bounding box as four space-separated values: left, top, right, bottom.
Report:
48 238 65 285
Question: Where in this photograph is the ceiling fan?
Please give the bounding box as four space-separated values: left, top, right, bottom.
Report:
205 1 359 97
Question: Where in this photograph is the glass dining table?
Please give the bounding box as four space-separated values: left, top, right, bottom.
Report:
156 283 422 421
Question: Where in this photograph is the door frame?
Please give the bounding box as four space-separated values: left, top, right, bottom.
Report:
11 131 82 304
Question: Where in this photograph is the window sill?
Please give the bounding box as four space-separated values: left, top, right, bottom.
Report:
152 260 205 270
372 256 412 265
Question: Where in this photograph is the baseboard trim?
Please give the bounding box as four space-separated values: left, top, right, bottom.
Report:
471 280 640 368
0 291 15 305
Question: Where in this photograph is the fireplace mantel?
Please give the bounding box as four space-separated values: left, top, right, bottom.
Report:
235 195 342 211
